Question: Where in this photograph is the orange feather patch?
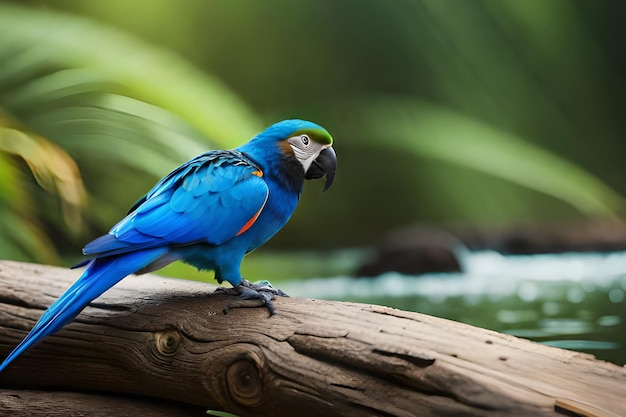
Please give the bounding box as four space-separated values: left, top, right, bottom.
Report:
236 170 267 236
236 204 264 236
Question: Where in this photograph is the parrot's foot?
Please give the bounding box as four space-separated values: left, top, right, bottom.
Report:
218 279 288 315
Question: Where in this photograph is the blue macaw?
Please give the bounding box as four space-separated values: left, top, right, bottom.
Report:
0 119 336 372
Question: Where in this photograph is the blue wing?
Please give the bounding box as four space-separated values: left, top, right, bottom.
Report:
83 150 269 258
0 151 269 372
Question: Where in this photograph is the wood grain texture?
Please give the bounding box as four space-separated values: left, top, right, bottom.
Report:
0 260 624 417
0 389 206 416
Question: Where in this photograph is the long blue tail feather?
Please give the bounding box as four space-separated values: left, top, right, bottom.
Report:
0 248 167 372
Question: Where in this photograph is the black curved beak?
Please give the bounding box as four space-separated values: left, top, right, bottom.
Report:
305 146 337 191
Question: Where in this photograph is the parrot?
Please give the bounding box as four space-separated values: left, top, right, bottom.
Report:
0 119 336 373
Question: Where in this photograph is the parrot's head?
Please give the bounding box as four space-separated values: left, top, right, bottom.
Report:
241 119 337 193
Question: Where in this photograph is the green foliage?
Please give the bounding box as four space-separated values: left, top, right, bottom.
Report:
1 0 625 263
0 3 261 261
0 124 83 263
0 3 261 141
206 411 240 417
349 99 624 216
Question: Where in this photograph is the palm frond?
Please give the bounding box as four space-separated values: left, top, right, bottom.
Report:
0 130 65 263
346 98 624 217
0 3 262 262
0 126 85 230
0 3 262 142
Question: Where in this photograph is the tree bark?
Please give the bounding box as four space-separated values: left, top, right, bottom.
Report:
0 260 624 417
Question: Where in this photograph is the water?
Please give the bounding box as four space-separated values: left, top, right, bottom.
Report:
281 251 626 365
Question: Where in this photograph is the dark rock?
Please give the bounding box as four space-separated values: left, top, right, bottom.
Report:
357 226 463 277
356 219 626 277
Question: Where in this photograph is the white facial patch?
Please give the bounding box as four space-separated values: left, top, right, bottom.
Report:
287 135 326 172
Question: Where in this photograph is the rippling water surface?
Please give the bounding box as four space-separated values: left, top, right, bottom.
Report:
281 251 626 365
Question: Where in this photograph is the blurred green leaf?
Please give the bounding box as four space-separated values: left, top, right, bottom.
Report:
0 3 262 142
0 136 60 263
0 126 86 230
349 98 624 216
206 411 240 417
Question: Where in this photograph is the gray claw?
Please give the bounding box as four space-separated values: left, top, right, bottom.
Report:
220 279 288 315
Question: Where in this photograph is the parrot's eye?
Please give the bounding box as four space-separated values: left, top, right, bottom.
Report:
300 135 310 146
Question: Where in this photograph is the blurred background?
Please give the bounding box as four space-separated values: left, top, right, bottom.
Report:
0 0 625 364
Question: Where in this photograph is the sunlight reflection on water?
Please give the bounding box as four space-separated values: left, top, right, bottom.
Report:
284 250 626 300
282 251 626 365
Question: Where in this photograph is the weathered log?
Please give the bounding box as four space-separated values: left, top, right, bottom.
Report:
0 389 206 416
0 260 624 417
